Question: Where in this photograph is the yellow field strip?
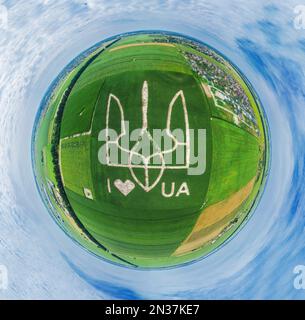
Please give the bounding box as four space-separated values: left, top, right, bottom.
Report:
173 177 256 256
109 42 175 52
201 83 213 98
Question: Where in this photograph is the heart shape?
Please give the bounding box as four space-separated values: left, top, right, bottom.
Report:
114 179 135 196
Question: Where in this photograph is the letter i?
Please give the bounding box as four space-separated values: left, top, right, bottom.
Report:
107 178 112 193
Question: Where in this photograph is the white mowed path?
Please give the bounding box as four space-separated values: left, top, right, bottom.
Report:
105 80 191 192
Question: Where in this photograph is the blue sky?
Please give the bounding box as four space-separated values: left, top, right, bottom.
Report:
0 0 305 299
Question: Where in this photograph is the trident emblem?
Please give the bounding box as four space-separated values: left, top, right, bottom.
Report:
105 81 190 192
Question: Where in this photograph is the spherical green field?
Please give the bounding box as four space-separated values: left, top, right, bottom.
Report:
33 31 268 268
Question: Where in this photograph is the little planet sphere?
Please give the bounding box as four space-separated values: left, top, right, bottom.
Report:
33 31 269 268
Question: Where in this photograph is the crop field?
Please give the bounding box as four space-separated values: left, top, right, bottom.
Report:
60 135 93 197
207 118 260 206
60 41 192 138
34 32 267 268
59 39 213 264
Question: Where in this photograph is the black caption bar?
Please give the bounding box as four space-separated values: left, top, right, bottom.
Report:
0 300 302 318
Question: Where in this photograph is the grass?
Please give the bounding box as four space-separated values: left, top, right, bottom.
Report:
61 66 213 261
60 40 191 138
33 44 135 266
60 135 93 197
34 32 268 268
206 118 260 206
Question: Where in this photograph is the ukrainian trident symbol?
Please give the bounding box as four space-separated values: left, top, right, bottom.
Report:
105 81 191 193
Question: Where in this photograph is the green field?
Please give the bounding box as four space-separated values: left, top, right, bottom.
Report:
34 32 268 268
206 118 260 206
60 135 94 197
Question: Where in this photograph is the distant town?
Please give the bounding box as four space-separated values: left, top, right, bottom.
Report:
155 35 260 137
